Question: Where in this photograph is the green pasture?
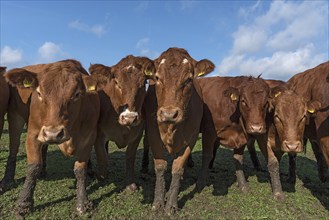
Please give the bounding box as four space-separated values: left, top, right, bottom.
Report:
0 121 328 219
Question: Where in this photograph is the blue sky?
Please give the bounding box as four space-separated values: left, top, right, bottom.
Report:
1 0 328 80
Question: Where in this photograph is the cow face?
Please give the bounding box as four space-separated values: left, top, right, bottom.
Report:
270 90 321 153
151 48 214 124
226 77 270 134
4 60 96 144
89 55 154 126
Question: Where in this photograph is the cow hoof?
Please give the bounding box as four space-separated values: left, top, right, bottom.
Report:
164 205 179 216
151 201 164 211
196 179 206 192
0 179 15 194
125 183 138 193
15 201 33 217
273 192 285 201
76 201 93 215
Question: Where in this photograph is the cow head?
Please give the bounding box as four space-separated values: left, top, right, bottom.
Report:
4 60 96 144
89 55 154 126
149 47 214 124
225 77 270 134
269 89 321 153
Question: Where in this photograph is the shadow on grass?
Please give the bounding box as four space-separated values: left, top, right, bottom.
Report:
295 155 329 211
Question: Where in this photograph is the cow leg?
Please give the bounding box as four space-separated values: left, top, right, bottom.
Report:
267 148 285 201
208 139 219 169
165 146 191 216
15 135 42 216
196 132 216 190
233 145 249 193
39 144 48 178
247 138 262 171
125 132 142 192
287 153 296 183
151 157 167 211
0 112 25 193
93 131 108 181
74 160 92 214
310 140 328 182
141 131 150 174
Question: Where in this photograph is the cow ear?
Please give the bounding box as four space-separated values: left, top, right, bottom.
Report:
138 57 155 79
194 59 215 78
307 100 321 114
270 86 286 99
4 68 38 89
82 75 99 93
224 87 239 102
0 66 6 74
89 64 112 78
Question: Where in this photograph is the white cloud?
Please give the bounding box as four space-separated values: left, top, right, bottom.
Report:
69 20 106 37
0 46 23 67
38 42 65 62
219 0 328 80
239 0 261 19
136 37 159 59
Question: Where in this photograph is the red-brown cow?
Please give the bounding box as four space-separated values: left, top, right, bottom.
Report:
144 47 214 215
88 55 154 191
4 59 100 216
287 62 329 169
255 89 321 200
196 76 270 192
0 67 9 140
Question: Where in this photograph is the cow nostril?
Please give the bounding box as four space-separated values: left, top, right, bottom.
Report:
172 110 178 119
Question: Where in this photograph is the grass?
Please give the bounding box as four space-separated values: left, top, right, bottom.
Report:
0 121 328 219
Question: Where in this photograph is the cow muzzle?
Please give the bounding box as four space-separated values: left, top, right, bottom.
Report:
157 107 182 123
38 125 69 144
119 109 140 126
282 140 303 153
247 123 266 134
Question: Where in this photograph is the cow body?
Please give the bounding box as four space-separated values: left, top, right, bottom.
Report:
0 67 9 140
0 64 51 193
196 76 270 191
287 61 329 169
255 89 321 200
144 47 214 215
4 60 100 216
89 55 154 191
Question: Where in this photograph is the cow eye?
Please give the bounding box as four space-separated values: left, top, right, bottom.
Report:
36 88 43 101
71 91 81 101
274 115 282 124
241 100 247 106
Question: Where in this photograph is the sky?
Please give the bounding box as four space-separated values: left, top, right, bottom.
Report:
0 0 328 80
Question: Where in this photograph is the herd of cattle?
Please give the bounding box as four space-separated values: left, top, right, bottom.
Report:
0 47 328 217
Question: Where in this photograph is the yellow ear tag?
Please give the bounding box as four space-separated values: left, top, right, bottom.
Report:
144 70 153 76
88 85 96 91
308 108 315 114
274 91 281 98
230 93 238 101
23 79 32 88
197 72 205 77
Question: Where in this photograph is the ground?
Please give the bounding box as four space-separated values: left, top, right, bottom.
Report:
0 122 328 219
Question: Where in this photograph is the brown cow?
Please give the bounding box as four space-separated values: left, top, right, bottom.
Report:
4 59 100 216
287 61 329 170
196 76 270 192
88 55 154 191
0 64 62 192
144 47 214 215
0 67 9 140
255 89 321 200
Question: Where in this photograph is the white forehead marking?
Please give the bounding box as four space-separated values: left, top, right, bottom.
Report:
126 64 135 70
183 58 189 64
160 59 166 65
